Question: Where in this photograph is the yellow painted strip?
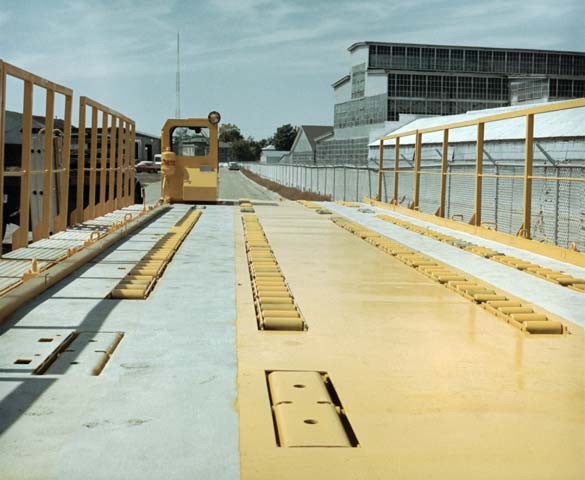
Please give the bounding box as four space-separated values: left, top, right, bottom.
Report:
330 216 566 335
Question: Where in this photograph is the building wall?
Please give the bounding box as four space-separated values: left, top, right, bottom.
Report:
316 137 370 165
327 43 585 167
365 72 388 96
333 80 351 104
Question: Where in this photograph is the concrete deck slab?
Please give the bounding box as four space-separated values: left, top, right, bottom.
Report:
363 203 585 278
0 205 239 480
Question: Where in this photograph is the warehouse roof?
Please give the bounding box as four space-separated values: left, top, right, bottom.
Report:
370 101 585 147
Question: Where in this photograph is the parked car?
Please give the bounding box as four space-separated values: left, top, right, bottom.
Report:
228 162 240 170
135 160 158 173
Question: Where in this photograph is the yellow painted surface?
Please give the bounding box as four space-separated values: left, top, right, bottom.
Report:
235 201 584 480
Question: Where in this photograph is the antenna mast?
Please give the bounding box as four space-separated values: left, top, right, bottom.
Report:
175 31 181 119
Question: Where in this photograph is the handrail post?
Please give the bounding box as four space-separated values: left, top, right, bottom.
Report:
393 137 400 204
36 89 55 240
413 131 422 209
85 106 98 221
98 111 108 216
55 94 72 233
0 61 6 240
439 129 449 217
377 139 384 200
74 98 86 224
13 80 33 249
522 113 534 238
473 122 484 226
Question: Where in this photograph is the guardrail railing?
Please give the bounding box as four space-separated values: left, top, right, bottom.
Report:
1 60 137 251
376 98 585 240
72 97 136 224
0 60 73 249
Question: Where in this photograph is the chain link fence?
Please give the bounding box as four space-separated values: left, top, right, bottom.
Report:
246 159 585 251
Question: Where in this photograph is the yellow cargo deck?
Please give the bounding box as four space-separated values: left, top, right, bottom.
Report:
0 196 583 479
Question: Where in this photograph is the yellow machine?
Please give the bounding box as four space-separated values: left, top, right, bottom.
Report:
160 111 221 203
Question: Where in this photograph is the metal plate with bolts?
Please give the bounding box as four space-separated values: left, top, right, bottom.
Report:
266 371 357 447
34 331 124 376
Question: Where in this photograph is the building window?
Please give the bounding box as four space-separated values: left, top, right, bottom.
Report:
457 77 472 99
560 55 574 75
407 47 420 69
519 52 533 73
574 80 585 97
443 76 456 99
392 46 406 69
507 51 520 74
421 48 435 70
428 75 442 98
396 74 411 97
412 75 427 97
557 79 573 97
493 51 506 72
472 77 487 99
465 50 479 72
534 53 546 74
547 54 560 75
479 51 492 72
436 48 450 70
451 49 464 71
575 55 585 76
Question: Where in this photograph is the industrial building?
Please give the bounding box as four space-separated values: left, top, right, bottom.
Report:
315 42 585 165
288 125 333 163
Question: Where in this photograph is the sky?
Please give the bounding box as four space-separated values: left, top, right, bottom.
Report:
0 0 583 139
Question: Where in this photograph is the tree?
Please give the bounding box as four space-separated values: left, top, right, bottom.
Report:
272 124 296 151
230 139 256 163
219 123 243 143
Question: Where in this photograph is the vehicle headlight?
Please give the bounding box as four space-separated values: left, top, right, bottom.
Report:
208 111 221 125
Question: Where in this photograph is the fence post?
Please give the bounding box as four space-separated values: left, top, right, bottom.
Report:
0 61 4 239
12 79 33 249
84 106 98 220
356 166 359 202
522 114 534 238
333 166 336 200
377 139 384 200
439 129 449 217
413 131 422 210
393 138 400 204
37 89 55 240
473 122 484 226
343 165 347 200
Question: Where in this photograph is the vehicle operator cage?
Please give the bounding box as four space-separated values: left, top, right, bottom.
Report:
160 111 221 203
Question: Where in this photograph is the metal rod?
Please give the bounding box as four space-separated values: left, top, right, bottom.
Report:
413 132 422 209
522 114 534 238
377 140 383 200
439 129 448 217
474 122 484 226
393 138 400 203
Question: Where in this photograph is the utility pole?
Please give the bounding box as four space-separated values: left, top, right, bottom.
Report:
175 31 181 119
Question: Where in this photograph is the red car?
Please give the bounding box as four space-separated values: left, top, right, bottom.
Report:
136 160 160 173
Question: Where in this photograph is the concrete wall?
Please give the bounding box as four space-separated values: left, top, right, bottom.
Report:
365 72 388 96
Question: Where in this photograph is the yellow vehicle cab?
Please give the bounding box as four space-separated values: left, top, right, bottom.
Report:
160 111 221 203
